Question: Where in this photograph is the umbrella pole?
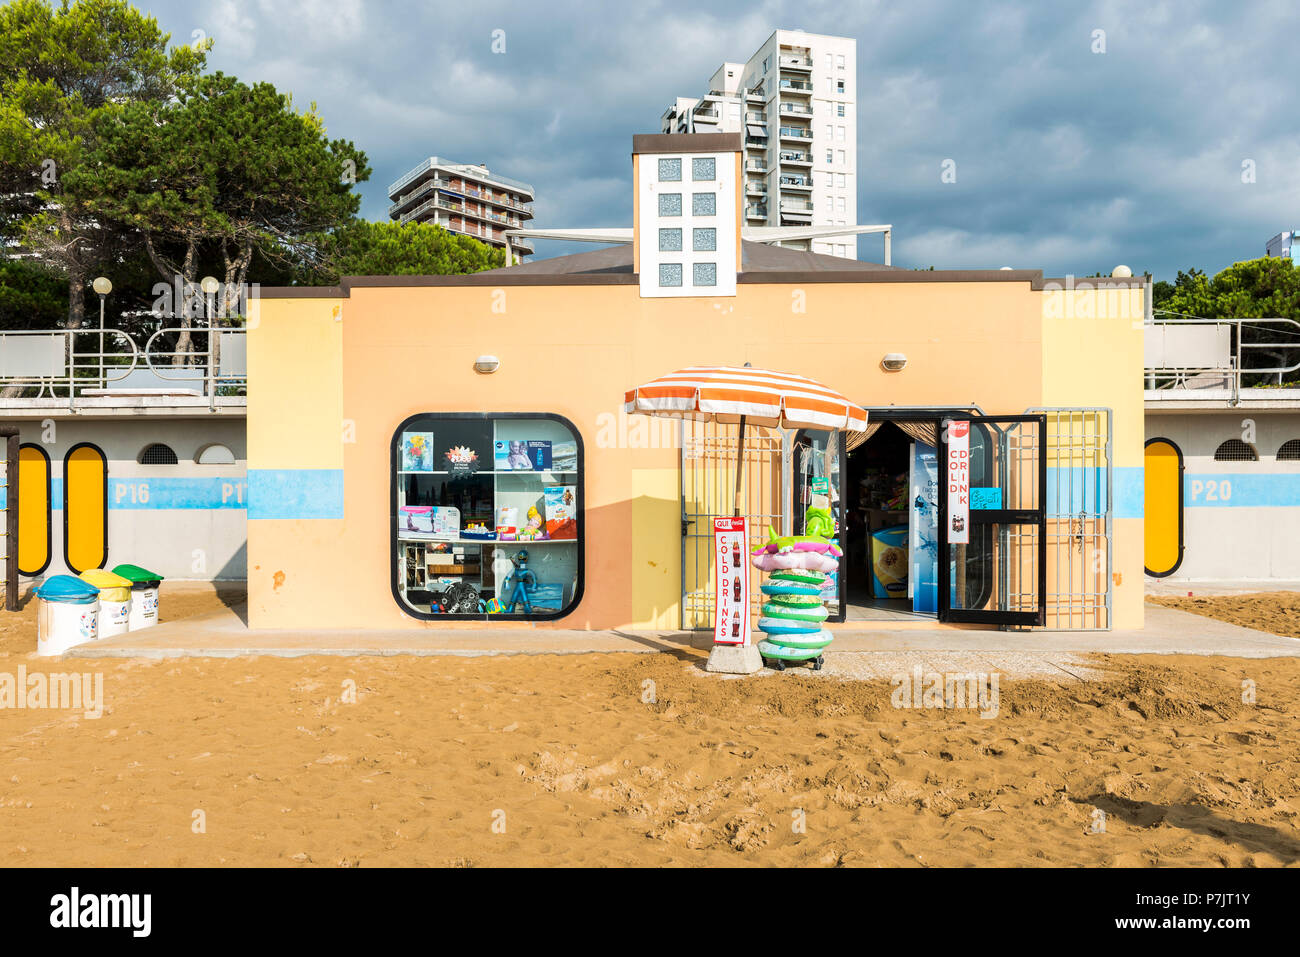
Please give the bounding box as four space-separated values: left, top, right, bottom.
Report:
733 416 746 518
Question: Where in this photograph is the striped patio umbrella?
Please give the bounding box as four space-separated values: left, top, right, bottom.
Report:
625 364 867 514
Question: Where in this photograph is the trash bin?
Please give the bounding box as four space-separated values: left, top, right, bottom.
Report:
33 575 100 656
80 569 133 638
112 564 164 631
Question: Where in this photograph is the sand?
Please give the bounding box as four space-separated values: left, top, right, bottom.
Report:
1150 591 1300 640
1 584 1297 866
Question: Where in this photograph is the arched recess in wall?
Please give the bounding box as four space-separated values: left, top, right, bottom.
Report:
17 443 51 576
1144 437 1184 577
64 442 107 574
195 443 236 465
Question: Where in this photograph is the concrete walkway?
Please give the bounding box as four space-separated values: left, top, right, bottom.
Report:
66 602 1300 680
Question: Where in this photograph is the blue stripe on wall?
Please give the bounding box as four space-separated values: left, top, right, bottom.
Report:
1043 466 1144 519
1183 473 1300 508
1114 467 1144 520
247 469 343 520
32 478 249 511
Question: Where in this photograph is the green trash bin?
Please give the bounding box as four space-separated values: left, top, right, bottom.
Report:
112 564 164 631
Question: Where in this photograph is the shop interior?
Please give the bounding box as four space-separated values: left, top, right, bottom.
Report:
394 415 580 618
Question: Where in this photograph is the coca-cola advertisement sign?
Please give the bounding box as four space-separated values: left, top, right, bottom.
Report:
946 420 970 545
713 517 750 646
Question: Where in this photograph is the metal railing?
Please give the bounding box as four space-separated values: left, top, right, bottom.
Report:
779 175 812 187
779 103 812 115
778 126 812 139
779 150 811 163
779 78 813 92
0 326 245 411
746 205 768 218
779 54 812 69
1144 316 1300 403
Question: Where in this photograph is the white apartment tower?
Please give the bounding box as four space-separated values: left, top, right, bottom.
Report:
659 30 857 258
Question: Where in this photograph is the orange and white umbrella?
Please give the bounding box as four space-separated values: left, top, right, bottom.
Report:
624 365 867 432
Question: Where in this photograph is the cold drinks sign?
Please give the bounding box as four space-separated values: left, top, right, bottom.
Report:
713 517 750 646
946 421 970 545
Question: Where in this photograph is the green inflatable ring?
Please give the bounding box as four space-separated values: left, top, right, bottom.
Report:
758 640 820 662
767 593 823 607
758 629 832 649
769 570 827 586
761 602 829 622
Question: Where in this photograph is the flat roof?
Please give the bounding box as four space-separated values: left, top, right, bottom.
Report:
631 132 743 155
256 240 1150 296
387 156 535 199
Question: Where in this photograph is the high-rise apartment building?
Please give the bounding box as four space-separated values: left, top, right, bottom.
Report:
1267 230 1298 261
387 157 536 259
659 30 857 258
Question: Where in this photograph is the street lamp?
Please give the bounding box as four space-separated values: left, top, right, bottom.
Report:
200 276 220 400
92 276 111 388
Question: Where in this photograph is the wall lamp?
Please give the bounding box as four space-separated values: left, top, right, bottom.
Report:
474 355 501 374
880 353 908 372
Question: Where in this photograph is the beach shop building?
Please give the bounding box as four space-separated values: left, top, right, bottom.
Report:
242 133 1148 634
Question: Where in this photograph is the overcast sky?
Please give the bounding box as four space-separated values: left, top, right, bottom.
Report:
141 0 1298 278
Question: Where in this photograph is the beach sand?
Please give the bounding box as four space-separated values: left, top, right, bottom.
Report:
1149 591 1300 640
1 586 1297 866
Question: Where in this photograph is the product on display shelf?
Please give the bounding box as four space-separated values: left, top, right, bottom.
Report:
518 505 546 540
551 441 578 471
495 505 519 540
543 485 577 539
494 440 552 471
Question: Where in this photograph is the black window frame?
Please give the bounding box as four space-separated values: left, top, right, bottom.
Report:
389 411 585 622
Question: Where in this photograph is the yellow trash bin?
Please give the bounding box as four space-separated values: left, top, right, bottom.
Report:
79 569 133 638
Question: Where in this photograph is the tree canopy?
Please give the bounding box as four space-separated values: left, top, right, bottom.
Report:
0 0 207 325
301 220 504 284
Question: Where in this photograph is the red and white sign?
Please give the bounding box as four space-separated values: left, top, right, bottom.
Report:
946 421 970 545
713 517 750 646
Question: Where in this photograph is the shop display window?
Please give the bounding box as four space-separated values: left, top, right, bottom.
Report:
391 413 583 620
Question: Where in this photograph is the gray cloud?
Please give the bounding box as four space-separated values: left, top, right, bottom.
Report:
146 0 1299 278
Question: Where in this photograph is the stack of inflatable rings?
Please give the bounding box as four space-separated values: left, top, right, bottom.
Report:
751 547 838 665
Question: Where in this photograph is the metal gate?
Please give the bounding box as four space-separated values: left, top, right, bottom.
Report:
680 420 785 630
1029 407 1112 630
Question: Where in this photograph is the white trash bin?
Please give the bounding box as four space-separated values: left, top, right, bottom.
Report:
112 565 163 631
34 576 101 656
80 569 133 639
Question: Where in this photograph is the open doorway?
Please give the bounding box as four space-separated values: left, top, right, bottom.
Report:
842 421 940 621
791 419 940 622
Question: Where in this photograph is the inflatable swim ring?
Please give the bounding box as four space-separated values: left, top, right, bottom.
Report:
758 640 821 662
761 629 832 649
760 602 829 622
759 582 822 597
769 569 828 586
756 616 823 634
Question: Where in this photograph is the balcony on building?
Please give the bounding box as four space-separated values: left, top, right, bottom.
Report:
778 149 813 167
778 48 813 72
778 197 814 222
745 122 769 150
778 77 813 96
745 158 769 174
746 204 768 219
778 101 813 118
778 174 813 191
777 125 813 142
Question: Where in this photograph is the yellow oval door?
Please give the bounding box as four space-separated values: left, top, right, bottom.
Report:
18 444 51 576
1144 438 1183 577
64 443 107 574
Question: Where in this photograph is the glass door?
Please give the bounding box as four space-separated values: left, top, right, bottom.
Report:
790 429 843 621
937 415 1046 626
